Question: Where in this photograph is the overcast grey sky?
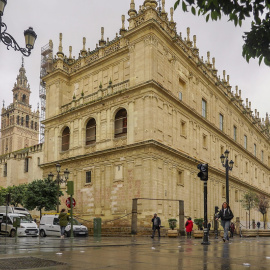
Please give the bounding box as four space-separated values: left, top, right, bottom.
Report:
0 0 269 121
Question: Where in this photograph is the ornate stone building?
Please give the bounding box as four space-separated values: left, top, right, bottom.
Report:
2 1 270 229
0 60 39 155
0 60 42 190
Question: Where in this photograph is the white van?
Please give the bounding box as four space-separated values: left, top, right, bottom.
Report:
0 213 39 237
39 214 88 237
0 206 32 220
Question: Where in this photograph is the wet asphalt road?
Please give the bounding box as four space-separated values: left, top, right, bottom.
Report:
0 236 270 269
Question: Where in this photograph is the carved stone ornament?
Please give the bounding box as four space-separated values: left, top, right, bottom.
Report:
144 35 158 47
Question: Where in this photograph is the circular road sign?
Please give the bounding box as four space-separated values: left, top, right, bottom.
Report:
66 197 76 208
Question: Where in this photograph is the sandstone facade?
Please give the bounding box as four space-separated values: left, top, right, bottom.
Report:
1 1 270 230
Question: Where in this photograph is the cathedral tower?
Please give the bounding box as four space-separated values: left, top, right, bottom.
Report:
0 59 39 154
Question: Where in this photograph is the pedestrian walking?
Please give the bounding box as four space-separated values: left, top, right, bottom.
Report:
185 217 193 238
230 222 235 238
59 208 69 239
151 213 161 238
215 202 234 242
257 221 261 229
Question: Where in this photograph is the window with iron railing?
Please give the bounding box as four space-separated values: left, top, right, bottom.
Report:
62 127 70 151
86 118 96 145
115 109 127 138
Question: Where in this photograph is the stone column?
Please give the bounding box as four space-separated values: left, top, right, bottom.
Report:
179 200 185 236
131 198 138 235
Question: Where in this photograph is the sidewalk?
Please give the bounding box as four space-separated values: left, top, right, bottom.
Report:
1 236 270 269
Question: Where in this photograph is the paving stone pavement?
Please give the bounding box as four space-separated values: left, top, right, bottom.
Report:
0 236 270 269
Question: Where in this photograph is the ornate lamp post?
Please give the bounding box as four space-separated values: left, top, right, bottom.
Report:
48 164 70 213
220 150 234 205
0 0 37 56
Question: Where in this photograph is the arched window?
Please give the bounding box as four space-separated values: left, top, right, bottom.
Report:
21 117 24 126
31 121 34 129
22 94 26 103
26 115 29 128
86 118 96 145
62 127 70 151
34 122 37 130
114 109 127 138
17 116 20 125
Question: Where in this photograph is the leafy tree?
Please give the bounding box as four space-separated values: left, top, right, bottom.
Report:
241 191 259 229
257 194 270 229
6 184 28 207
174 0 270 66
23 179 62 219
0 186 7 205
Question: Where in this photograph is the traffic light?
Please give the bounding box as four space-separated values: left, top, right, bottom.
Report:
6 193 11 205
197 163 208 181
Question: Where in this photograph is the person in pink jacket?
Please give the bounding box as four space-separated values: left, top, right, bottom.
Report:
185 217 193 238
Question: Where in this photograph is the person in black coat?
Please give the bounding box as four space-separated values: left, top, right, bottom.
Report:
151 213 161 238
216 202 234 242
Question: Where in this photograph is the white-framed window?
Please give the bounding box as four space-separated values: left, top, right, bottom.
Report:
244 135 247 149
219 114 224 131
202 99 207 118
233 126 237 141
24 158 29 173
86 171 92 184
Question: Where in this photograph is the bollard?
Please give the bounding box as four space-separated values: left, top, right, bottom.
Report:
93 218 102 238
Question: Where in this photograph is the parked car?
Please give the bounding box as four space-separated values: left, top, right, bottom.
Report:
39 214 88 237
0 213 39 237
0 206 32 220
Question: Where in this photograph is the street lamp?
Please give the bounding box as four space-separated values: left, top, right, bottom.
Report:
0 0 37 56
48 164 69 213
220 150 234 205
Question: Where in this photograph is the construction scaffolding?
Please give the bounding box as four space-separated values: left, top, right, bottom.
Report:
39 41 53 143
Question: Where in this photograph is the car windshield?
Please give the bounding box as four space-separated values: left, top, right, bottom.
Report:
18 216 32 223
68 218 81 225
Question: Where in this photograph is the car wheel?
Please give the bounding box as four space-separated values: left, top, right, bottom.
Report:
10 230 16 238
40 230 46 237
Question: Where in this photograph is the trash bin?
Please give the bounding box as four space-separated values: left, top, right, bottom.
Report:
93 218 101 237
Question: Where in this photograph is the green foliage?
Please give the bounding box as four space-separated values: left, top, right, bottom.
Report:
257 195 269 228
174 0 270 66
241 191 259 210
6 184 27 207
0 186 7 205
168 218 177 230
194 218 204 230
23 179 62 216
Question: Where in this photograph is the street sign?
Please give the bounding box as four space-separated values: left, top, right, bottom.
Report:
66 197 76 208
